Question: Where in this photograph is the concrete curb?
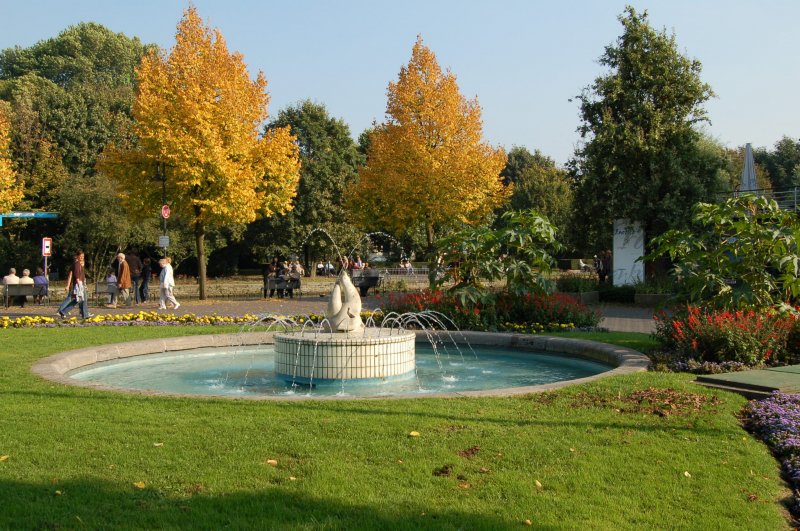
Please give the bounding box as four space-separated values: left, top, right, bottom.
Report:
32 331 651 400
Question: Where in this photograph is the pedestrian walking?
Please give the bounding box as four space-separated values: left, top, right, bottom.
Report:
158 257 180 310
57 250 92 319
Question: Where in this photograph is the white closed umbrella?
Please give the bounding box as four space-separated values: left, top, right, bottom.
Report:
740 143 757 191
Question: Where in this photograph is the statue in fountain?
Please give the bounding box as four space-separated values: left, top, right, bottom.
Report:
325 271 364 334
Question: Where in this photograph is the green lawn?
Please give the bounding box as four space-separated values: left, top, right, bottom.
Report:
0 327 791 529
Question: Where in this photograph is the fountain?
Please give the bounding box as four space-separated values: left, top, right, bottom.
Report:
33 230 651 398
273 271 416 383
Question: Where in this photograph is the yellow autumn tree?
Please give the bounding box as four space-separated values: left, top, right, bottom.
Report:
351 36 509 252
100 7 300 298
0 102 24 213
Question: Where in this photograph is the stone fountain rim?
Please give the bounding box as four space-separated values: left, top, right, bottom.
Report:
32 331 650 400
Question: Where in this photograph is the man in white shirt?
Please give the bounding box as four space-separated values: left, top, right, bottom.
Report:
3 268 21 307
3 268 20 285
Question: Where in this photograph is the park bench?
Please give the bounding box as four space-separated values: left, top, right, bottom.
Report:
94 282 159 306
94 282 117 306
351 270 384 296
3 284 37 307
263 277 302 299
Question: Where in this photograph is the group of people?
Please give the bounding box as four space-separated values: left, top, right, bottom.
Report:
263 257 304 298
398 258 414 274
2 266 49 306
344 255 368 273
55 249 180 319
315 260 336 277
594 250 613 283
104 252 148 308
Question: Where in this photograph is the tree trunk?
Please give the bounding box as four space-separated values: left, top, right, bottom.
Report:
425 221 438 290
194 221 207 300
425 221 435 256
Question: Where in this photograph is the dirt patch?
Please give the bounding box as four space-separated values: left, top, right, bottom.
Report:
571 387 723 417
433 464 454 477
458 445 480 458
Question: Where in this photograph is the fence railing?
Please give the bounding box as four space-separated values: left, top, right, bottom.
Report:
718 187 800 211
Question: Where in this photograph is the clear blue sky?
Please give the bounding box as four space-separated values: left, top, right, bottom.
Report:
1 0 797 165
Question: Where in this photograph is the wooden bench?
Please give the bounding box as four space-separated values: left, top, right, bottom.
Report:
263 277 302 299
3 284 36 307
351 271 384 296
94 282 117 306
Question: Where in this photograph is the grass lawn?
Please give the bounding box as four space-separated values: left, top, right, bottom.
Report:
0 327 791 529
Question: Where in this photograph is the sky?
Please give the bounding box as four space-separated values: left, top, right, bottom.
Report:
0 0 798 165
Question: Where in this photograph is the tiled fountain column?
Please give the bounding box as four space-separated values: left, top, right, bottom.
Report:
274 331 416 382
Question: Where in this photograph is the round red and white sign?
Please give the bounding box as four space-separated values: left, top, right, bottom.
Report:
161 204 171 219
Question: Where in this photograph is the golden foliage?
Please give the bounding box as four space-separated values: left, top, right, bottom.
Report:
100 6 300 226
0 102 24 213
351 36 508 243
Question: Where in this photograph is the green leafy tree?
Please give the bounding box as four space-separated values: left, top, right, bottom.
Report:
246 100 364 268
570 7 724 252
646 195 800 310
435 210 560 305
501 146 572 235
0 23 153 273
56 173 162 282
755 136 800 190
0 23 152 175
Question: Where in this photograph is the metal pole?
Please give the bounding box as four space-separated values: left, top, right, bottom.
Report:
162 175 168 257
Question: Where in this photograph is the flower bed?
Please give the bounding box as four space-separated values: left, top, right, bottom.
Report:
743 392 800 515
0 311 378 329
653 306 800 371
379 290 600 332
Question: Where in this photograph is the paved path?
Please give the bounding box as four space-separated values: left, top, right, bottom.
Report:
595 303 657 334
1 297 658 333
697 366 800 398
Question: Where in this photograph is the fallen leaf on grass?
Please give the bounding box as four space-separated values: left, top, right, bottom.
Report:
0 455 8 462
54 490 62 496
683 471 691 478
132 481 146 489
523 519 533 526
153 443 164 447
266 459 278 466
534 480 543 489
479 467 490 473
569 448 576 453
457 482 471 489
409 431 420 438
289 476 297 481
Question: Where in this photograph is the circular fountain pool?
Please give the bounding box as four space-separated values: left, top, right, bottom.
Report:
33 332 650 399
67 344 612 398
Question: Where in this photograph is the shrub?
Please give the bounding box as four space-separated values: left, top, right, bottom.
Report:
633 276 676 294
646 195 800 309
654 305 798 367
598 284 635 303
556 273 597 293
379 290 600 331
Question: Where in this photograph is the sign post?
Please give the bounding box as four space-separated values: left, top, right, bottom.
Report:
160 204 170 256
42 237 52 279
